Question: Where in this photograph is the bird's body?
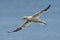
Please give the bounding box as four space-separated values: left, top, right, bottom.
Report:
8 4 51 33
23 16 45 23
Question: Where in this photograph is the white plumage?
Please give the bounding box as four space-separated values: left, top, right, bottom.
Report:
8 4 51 33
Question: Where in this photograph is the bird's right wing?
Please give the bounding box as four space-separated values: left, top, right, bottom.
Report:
8 20 31 33
32 4 51 18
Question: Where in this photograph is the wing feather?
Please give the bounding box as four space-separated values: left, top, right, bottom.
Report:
32 4 51 18
8 20 31 33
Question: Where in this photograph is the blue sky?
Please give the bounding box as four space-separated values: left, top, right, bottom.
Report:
0 0 60 40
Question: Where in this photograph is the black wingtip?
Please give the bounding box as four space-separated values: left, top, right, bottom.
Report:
43 4 51 11
13 27 22 32
7 31 17 33
7 31 18 33
8 27 22 33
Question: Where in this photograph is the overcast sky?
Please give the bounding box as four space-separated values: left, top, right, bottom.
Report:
0 0 60 40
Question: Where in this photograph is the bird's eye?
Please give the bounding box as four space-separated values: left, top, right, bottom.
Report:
24 18 25 19
23 18 25 19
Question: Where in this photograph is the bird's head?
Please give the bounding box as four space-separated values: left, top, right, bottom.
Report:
22 16 32 20
22 16 28 20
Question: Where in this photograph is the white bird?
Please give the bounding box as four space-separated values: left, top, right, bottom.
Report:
8 4 51 33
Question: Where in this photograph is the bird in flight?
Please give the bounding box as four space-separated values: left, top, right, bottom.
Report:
8 4 51 33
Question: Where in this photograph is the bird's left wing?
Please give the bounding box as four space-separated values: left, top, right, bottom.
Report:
32 4 51 18
8 20 31 33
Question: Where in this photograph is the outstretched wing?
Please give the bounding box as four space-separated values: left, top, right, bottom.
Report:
32 4 51 18
8 20 31 33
